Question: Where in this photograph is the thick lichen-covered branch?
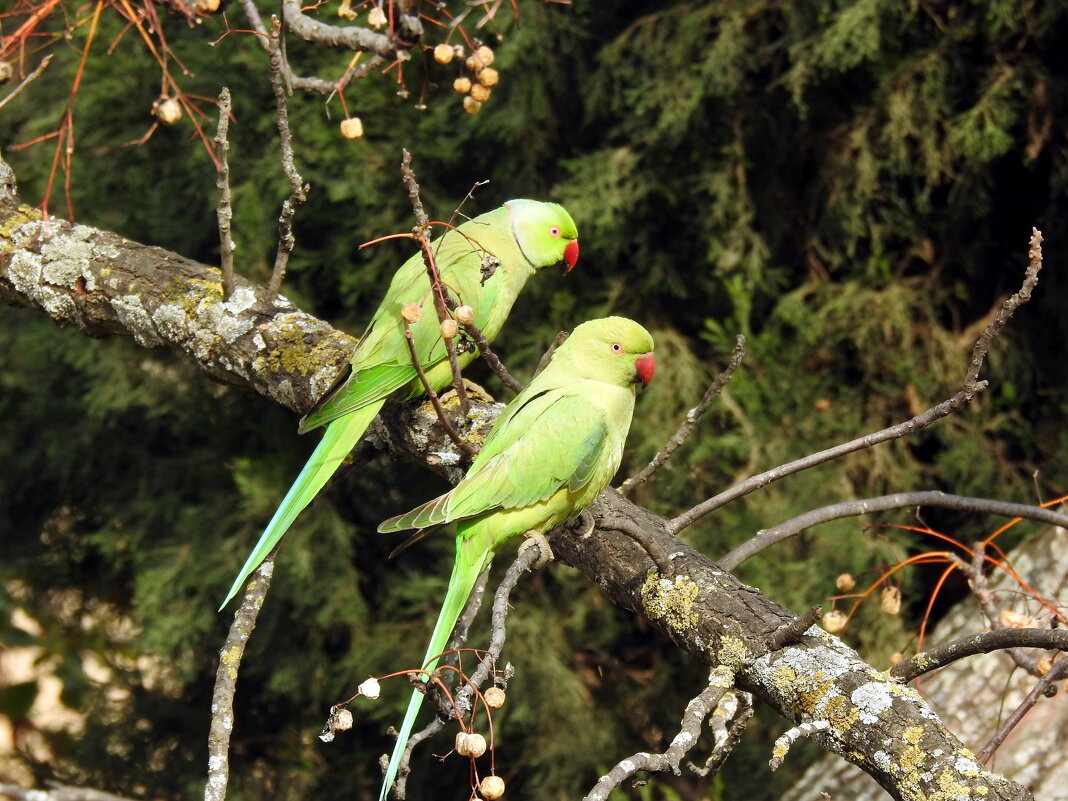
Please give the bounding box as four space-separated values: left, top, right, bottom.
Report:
0 198 353 416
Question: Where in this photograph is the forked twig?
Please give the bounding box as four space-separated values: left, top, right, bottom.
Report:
719 491 1068 571
266 16 310 296
399 149 470 415
670 229 1044 535
620 335 746 495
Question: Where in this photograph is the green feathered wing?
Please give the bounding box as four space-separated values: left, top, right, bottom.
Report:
220 208 539 609
376 370 638 800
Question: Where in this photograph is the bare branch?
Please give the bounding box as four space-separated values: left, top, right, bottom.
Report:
670 231 1044 534
891 628 1068 683
0 54 54 114
583 668 735 801
400 149 470 414
620 335 746 495
267 17 310 296
213 87 236 299
460 319 525 394
206 553 277 801
719 491 1068 571
976 654 1068 763
390 544 545 800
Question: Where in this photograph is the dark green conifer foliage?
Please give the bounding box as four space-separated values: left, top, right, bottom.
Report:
2 1 1067 799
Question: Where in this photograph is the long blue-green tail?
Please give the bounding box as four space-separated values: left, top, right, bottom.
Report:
379 543 489 800
219 401 384 609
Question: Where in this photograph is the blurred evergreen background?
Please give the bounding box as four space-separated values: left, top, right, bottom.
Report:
1 1 1066 799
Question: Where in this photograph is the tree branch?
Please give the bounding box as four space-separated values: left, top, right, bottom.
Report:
720 491 1068 571
670 230 1043 534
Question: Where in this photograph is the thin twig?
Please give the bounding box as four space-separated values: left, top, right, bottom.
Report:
399 149 470 415
401 320 476 458
583 667 736 801
460 319 525 394
719 491 1068 571
213 87 236 299
975 654 1068 763
891 628 1068 684
687 691 754 778
670 229 1044 535
266 16 309 296
205 553 276 801
620 335 746 495
0 54 54 113
391 544 544 800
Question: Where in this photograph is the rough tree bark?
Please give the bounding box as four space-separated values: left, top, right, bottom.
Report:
0 192 1035 801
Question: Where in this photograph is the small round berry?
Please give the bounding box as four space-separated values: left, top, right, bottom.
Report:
464 732 487 757
401 303 423 323
835 573 855 592
453 305 476 325
367 5 387 28
480 775 505 800
463 96 482 115
822 609 847 634
0 61 13 85
155 97 183 125
453 76 473 94
470 84 491 103
888 652 905 667
478 67 499 87
440 318 459 340
483 686 505 709
433 44 454 64
357 677 380 699
340 117 364 139
465 55 480 72
880 586 902 616
474 46 495 67
194 0 221 12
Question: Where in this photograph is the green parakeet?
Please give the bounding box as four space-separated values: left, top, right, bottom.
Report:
376 316 655 800
220 200 579 608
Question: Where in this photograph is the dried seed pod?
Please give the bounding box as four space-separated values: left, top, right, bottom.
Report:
0 61 14 85
340 117 364 140
332 707 354 731
357 677 380 699
822 609 847 634
474 46 495 67
453 76 472 94
155 97 183 125
454 305 476 325
464 732 487 757
483 686 505 708
888 652 905 667
455 731 471 755
478 67 499 87
470 84 491 103
401 303 423 323
194 0 221 12
480 776 505 799
440 318 459 340
998 609 1034 628
835 573 855 592
463 96 482 115
880 585 902 616
433 44 454 64
367 5 387 28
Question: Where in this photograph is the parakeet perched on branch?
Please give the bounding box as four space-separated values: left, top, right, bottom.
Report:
377 316 655 800
220 200 579 608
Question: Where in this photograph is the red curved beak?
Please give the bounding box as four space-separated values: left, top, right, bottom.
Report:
634 352 655 385
563 239 579 272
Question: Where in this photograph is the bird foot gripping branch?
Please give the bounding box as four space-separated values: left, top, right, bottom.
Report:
517 530 554 568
